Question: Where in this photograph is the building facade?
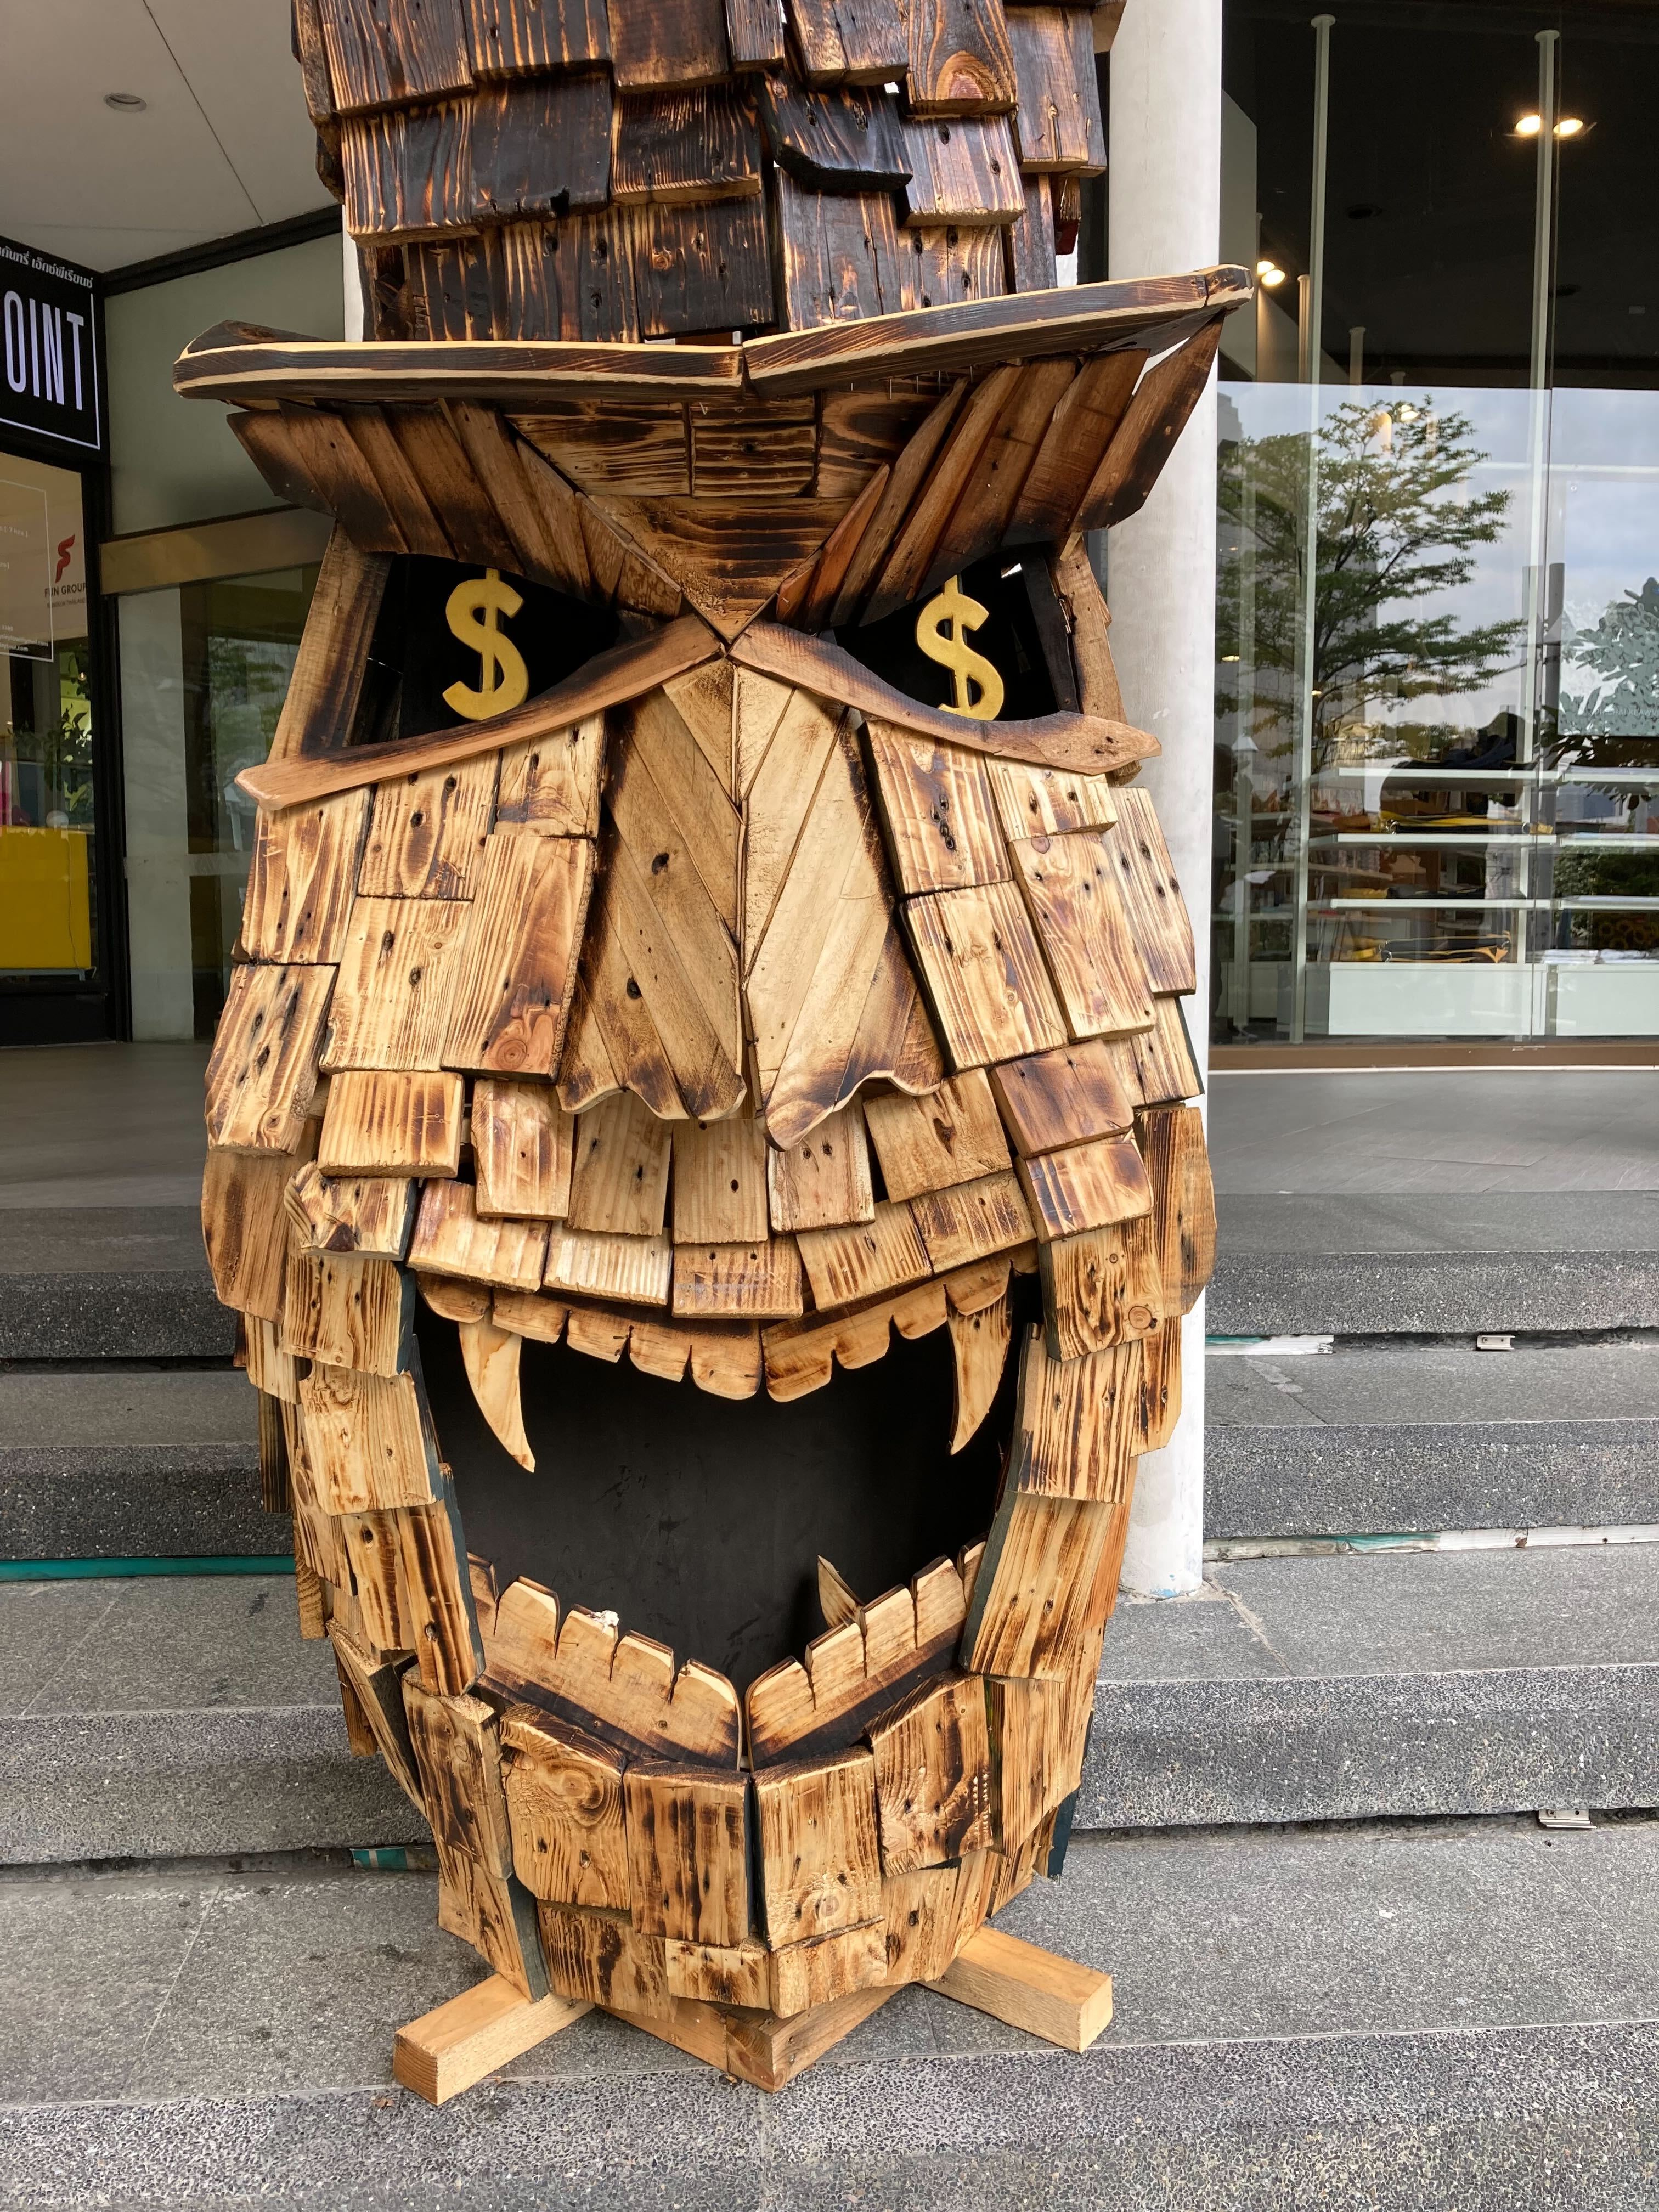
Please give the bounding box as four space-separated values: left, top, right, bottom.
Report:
0 0 1651 1059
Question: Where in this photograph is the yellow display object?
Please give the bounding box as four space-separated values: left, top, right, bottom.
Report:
0 828 92 970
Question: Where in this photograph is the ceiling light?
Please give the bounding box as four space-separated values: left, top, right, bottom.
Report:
104 91 147 111
1514 113 1543 136
1257 260 1286 288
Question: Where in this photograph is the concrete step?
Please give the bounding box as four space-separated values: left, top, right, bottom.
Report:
0 1575 425 1863
1084 1542 1659 1829
1206 1338 1659 1539
5 1546 1655 1864
1210 1192 1659 1336
0 1368 281 1560
0 1207 231 1362
2 1815 1655 2208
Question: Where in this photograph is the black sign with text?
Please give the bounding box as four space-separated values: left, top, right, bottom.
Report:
0 235 101 455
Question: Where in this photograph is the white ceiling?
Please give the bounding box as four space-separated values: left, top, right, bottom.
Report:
0 0 336 271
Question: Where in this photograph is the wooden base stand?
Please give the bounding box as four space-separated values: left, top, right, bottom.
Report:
394 1977 590 2105
930 1926 1113 2051
395 1926 1110 2102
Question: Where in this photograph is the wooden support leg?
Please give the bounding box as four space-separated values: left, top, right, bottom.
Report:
609 1982 898 2091
393 1976 590 2105
928 1925 1113 2052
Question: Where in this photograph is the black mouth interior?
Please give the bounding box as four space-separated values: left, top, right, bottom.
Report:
415 1286 1031 1691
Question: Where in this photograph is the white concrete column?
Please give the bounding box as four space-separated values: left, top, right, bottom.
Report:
1107 0 1222 1598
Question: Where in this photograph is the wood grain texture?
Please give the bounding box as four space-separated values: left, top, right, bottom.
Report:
459 1314 534 1467
766 1106 875 1232
670 1237 805 1320
1102 788 1196 996
761 1275 945 1400
1007 1322 1142 1503
1018 1132 1150 1240
1004 4 1101 169
442 832 595 1075
1037 1220 1158 1360
432 1827 550 1997
612 1979 898 2087
624 1761 752 1945
409 1178 550 1289
466 0 610 74
319 1068 465 1176
670 1116 769 1244
323 896 471 1071
484 1590 742 1765
882 1852 998 1985
985 758 1116 842
357 758 496 899
546 1226 673 1306
788 0 908 83
826 380 967 622
500 1704 630 1908
566 1090 673 1235
516 403 691 496
748 717 944 1151
537 1904 670 2014
241 792 370 963
753 1745 883 1942
863 1070 1009 1200
1137 1102 1216 1316
205 963 334 1153
330 1625 422 1801
768 1922 887 2017
989 1039 1137 1155
907 1167 1032 1271
773 176 906 332
1073 319 1223 534
1049 539 1124 721
469 74 612 223
399 1480 490 1694
393 1978 588 2107
403 1675 516 1877
1099 994 1201 1109
947 1283 1011 1448
1008 830 1154 1041
864 720 1009 895
726 0 788 66
495 713 605 840
867 1673 995 1873
300 1362 439 1513
202 1136 316 1322
922 353 1074 590
898 0 1018 114
614 84 764 203
795 1200 930 1312
280 1247 413 1377
340 101 474 243
756 79 911 191
901 115 1023 225
730 627 1156 781
930 1924 1111 2051
961 1487 1113 1677
472 1077 574 1218
318 0 472 111
607 0 731 86
744 1556 966 1763
861 363 1017 622
1003 171 1057 292
902 878 1067 1070
1010 346 1143 543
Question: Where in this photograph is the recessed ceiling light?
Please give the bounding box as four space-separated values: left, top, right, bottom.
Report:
104 91 147 111
1256 259 1287 287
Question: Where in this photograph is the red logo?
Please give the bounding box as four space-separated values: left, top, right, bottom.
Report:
54 535 74 583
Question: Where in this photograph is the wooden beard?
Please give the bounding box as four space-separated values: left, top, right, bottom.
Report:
186 0 1243 2105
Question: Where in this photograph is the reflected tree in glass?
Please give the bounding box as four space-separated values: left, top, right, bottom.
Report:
1218 400 1522 773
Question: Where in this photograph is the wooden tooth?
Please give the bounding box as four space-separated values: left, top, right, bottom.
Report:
458 1316 534 1469
946 1287 1012 1451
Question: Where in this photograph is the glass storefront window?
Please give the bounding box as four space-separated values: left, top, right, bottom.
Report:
1215 1 1659 1046
0 453 95 981
122 564 317 1039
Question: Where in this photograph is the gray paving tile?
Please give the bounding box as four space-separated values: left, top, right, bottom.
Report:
18 1575 336 1714
0 1579 123 1716
0 1371 256 1449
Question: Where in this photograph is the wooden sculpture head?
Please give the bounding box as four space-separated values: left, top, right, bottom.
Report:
188 0 1242 2091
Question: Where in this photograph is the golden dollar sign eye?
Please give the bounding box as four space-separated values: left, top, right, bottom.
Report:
442 567 530 721
915 574 1005 721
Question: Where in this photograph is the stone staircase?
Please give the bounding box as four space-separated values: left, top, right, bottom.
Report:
1 1173 1656 2205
